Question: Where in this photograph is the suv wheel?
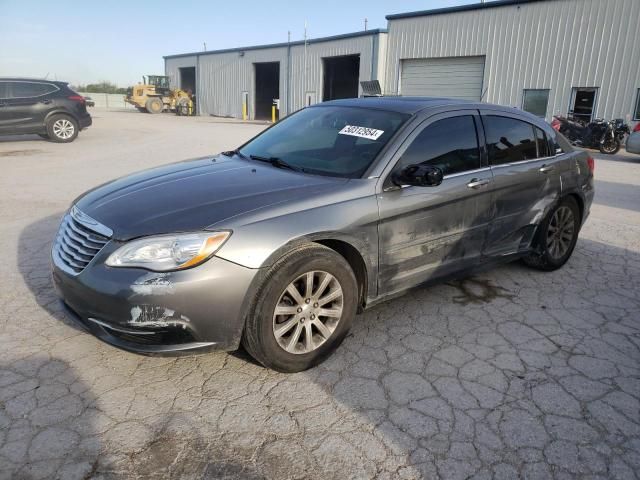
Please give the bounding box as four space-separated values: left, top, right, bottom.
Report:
46 115 78 143
523 197 580 271
242 244 358 372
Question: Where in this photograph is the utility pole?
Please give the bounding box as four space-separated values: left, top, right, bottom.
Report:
203 42 207 51
364 18 368 31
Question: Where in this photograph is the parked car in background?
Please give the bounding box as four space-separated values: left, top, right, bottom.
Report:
51 97 594 372
0 78 92 142
627 123 640 155
84 96 95 107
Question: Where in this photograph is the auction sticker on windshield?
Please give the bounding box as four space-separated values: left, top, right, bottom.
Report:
338 125 384 141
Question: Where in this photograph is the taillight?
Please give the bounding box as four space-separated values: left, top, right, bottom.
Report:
551 117 561 131
68 95 85 103
633 123 640 133
587 156 595 174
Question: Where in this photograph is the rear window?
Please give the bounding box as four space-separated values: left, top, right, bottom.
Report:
239 106 410 178
484 115 538 164
8 81 58 98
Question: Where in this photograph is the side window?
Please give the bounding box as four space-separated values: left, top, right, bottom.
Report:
0 82 7 100
484 115 538 164
397 115 481 176
8 82 55 98
535 127 550 157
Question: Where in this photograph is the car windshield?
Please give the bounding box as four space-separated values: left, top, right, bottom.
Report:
238 106 410 178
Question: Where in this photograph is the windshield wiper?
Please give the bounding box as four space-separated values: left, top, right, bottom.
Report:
249 154 302 172
221 148 249 160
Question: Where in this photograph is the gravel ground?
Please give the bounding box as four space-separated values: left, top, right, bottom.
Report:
1 110 639 480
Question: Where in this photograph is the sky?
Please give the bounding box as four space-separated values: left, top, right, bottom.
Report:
0 0 476 87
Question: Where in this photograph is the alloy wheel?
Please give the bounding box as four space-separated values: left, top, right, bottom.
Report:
546 206 575 259
272 270 344 354
53 119 75 139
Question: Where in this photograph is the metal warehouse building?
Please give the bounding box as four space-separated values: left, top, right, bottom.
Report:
164 30 387 120
165 0 640 123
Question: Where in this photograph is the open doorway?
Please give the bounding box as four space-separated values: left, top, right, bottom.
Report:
254 62 279 120
570 87 598 123
179 67 196 95
322 55 360 101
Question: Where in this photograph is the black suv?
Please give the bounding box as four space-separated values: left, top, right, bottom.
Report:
0 78 92 143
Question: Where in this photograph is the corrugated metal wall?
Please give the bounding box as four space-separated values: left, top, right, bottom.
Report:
164 55 197 91
286 34 381 113
197 46 288 118
165 33 387 119
385 0 640 121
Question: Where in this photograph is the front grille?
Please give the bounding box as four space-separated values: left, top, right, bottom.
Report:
53 207 112 275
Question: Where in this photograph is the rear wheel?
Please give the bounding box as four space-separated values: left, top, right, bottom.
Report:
145 97 163 114
242 244 358 372
46 115 78 143
522 197 580 271
599 137 620 154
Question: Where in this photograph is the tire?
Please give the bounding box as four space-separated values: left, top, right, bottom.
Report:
599 137 620 155
37 133 49 140
145 97 163 114
46 114 78 143
242 244 358 372
522 197 581 271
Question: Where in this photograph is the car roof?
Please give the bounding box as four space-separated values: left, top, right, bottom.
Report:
0 77 68 86
315 96 548 125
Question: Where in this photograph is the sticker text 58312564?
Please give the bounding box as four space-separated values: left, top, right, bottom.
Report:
338 125 385 141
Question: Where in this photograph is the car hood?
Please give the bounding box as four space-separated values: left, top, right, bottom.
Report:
75 155 347 240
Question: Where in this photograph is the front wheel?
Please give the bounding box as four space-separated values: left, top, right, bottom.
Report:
600 137 620 154
522 197 580 271
242 244 358 372
46 115 78 143
145 97 163 114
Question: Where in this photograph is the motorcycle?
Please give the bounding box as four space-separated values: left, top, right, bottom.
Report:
551 116 629 155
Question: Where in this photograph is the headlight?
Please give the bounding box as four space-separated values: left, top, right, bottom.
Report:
105 231 231 271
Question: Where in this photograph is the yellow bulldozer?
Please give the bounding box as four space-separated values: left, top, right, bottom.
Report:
124 75 193 114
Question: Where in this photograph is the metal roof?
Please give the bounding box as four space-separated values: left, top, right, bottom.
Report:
164 29 388 60
386 0 553 20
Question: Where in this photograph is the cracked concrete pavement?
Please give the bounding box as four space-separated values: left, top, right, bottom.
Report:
1 110 639 479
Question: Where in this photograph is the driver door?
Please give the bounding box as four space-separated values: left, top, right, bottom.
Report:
376 110 494 296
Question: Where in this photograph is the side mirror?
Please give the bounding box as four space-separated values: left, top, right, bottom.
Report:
392 164 444 187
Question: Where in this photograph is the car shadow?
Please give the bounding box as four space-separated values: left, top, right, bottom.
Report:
0 134 47 143
595 179 640 213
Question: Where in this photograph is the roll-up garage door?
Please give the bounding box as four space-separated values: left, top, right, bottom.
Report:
400 56 485 101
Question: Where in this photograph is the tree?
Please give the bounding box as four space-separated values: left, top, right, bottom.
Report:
72 81 127 94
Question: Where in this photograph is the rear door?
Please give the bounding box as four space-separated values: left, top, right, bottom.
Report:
481 112 562 256
1 81 59 133
376 110 494 296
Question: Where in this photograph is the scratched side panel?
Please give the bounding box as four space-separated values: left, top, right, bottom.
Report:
376 172 494 296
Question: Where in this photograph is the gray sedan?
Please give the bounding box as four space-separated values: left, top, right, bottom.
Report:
52 97 594 372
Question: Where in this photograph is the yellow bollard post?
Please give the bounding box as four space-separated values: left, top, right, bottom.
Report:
242 102 247 121
272 105 276 123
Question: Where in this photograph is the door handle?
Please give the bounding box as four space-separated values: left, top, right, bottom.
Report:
539 165 555 173
467 178 490 189
40 99 52 105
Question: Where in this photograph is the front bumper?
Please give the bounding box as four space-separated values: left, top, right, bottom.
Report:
52 241 261 355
